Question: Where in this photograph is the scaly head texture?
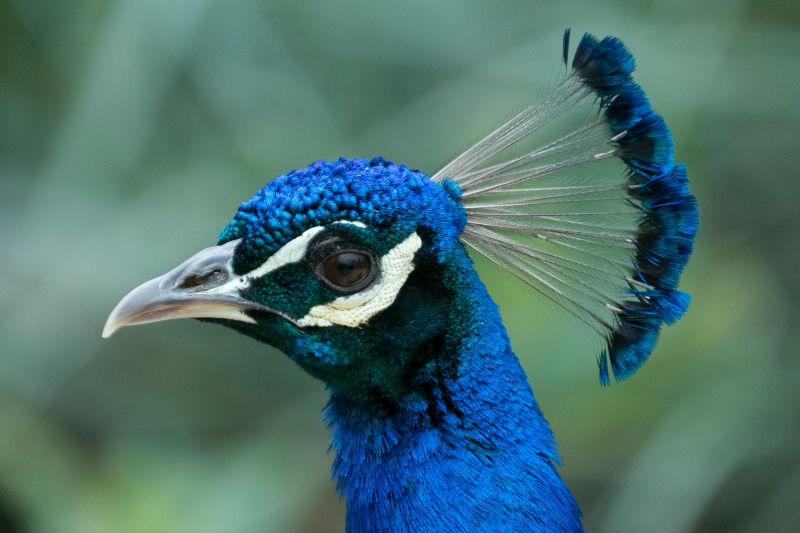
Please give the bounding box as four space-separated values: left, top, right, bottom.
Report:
219 157 467 272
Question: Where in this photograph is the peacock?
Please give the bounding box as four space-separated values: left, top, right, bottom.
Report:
103 31 697 532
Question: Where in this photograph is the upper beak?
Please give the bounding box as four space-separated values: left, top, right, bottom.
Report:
103 239 293 338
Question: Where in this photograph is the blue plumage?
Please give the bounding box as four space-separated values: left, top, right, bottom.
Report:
219 157 467 273
571 34 697 381
104 32 697 532
325 263 581 531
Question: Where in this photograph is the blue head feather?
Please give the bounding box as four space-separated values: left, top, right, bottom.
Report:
572 34 636 100
219 157 467 272
568 32 698 382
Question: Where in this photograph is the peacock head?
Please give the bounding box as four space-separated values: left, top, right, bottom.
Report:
105 32 698 392
104 157 470 402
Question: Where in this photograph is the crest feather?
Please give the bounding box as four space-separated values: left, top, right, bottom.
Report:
433 31 698 383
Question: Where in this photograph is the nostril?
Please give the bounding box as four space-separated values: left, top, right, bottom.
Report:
177 268 224 290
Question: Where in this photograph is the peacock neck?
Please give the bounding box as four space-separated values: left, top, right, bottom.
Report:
324 253 583 532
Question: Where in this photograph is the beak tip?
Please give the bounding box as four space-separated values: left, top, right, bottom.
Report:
102 317 120 338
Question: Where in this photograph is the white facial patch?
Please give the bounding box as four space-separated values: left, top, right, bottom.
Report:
209 221 370 297
205 221 419 328
207 224 358 295
297 232 423 328
205 226 325 296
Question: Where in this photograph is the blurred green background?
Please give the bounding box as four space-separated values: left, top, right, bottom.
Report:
2 0 799 531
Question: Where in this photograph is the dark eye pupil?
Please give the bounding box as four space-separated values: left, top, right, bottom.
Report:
322 251 371 288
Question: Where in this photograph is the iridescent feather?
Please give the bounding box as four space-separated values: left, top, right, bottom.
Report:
433 31 698 383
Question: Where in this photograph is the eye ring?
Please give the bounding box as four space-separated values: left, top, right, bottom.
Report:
316 249 378 296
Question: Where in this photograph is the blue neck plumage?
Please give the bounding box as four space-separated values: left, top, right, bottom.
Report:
324 247 583 532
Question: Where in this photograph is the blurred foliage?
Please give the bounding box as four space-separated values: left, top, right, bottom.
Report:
1 0 799 531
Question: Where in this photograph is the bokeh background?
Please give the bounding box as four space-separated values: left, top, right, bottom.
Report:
2 0 799 531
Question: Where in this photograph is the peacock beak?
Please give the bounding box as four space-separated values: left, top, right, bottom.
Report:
103 239 294 338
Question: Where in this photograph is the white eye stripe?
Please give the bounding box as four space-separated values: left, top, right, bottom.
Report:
297 232 422 328
207 220 367 295
255 221 367 281
239 226 324 282
205 225 325 296
208 221 420 328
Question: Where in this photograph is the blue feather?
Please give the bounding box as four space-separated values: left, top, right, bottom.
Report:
567 31 698 381
572 34 636 100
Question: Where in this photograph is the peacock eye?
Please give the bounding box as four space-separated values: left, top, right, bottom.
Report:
318 250 376 294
